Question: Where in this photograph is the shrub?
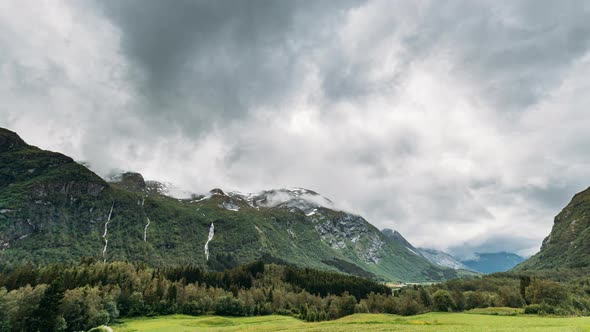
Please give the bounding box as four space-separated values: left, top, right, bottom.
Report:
432 290 455 312
524 304 541 314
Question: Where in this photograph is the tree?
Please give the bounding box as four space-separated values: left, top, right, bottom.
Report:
465 291 488 310
525 279 568 307
498 286 524 308
419 287 433 308
432 290 455 312
338 293 357 316
0 288 11 332
30 278 65 331
520 276 532 303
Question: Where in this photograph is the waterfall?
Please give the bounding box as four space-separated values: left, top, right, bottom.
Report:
144 216 151 242
204 223 215 260
102 203 114 262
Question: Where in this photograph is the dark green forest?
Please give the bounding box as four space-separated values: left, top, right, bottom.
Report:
1 260 590 332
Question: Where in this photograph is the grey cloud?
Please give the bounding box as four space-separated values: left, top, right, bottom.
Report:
3 0 590 258
319 1 590 110
448 235 539 259
96 0 362 135
425 1 590 110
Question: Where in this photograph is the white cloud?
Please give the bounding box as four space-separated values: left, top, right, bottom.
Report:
1 0 590 257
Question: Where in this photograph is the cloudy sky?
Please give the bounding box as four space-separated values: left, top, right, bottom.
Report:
2 0 590 258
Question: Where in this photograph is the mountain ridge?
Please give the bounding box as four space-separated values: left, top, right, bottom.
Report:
516 186 590 270
0 127 464 282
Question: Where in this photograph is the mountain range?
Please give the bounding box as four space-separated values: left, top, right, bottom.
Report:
381 230 523 274
3 126 588 281
461 252 525 274
0 127 472 282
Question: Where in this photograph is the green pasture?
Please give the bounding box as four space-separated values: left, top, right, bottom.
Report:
113 311 590 332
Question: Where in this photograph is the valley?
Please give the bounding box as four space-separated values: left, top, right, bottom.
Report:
3 127 590 331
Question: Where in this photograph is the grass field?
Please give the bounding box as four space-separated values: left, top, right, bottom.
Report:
113 312 590 332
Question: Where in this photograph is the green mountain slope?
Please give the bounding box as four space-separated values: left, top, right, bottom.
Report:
516 186 590 270
0 127 463 282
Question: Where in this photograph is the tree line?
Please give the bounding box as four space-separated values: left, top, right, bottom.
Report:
1 260 590 331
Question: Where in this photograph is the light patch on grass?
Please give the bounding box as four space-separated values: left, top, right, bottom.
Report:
114 313 590 332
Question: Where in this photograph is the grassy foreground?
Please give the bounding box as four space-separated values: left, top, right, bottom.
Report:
114 312 590 332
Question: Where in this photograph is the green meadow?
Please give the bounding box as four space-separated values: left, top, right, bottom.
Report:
113 312 590 332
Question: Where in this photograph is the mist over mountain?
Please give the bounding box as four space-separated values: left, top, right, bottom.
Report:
461 252 525 274
0 127 469 282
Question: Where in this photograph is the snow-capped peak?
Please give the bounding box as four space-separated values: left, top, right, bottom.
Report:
197 187 333 214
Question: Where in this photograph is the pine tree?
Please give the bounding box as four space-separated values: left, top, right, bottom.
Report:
29 278 65 331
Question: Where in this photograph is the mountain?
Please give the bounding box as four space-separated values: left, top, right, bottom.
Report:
381 229 421 256
0 127 464 282
381 229 479 277
417 248 472 271
461 252 525 273
516 186 590 270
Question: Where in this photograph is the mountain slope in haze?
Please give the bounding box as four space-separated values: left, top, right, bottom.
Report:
0 127 463 282
381 229 480 277
418 248 472 271
517 186 590 270
461 252 524 273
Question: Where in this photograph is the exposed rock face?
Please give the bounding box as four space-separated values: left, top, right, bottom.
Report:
314 213 384 263
145 180 169 195
31 181 105 198
110 172 146 193
210 188 227 196
418 248 472 270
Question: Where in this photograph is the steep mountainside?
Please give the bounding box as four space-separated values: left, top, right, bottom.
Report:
517 186 590 270
461 252 524 273
0 127 463 282
418 248 472 271
381 229 479 277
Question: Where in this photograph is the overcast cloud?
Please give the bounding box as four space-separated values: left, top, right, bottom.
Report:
2 0 590 258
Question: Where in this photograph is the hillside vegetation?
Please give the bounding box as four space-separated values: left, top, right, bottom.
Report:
2 260 590 331
0 127 464 282
517 186 590 270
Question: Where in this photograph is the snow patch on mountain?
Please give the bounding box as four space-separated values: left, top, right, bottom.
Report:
406 247 421 256
305 208 318 216
221 200 240 211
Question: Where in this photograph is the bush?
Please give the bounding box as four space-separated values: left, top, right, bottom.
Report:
524 304 541 314
432 290 455 312
215 296 248 316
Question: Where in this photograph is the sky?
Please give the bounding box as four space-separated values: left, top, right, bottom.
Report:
2 0 590 258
